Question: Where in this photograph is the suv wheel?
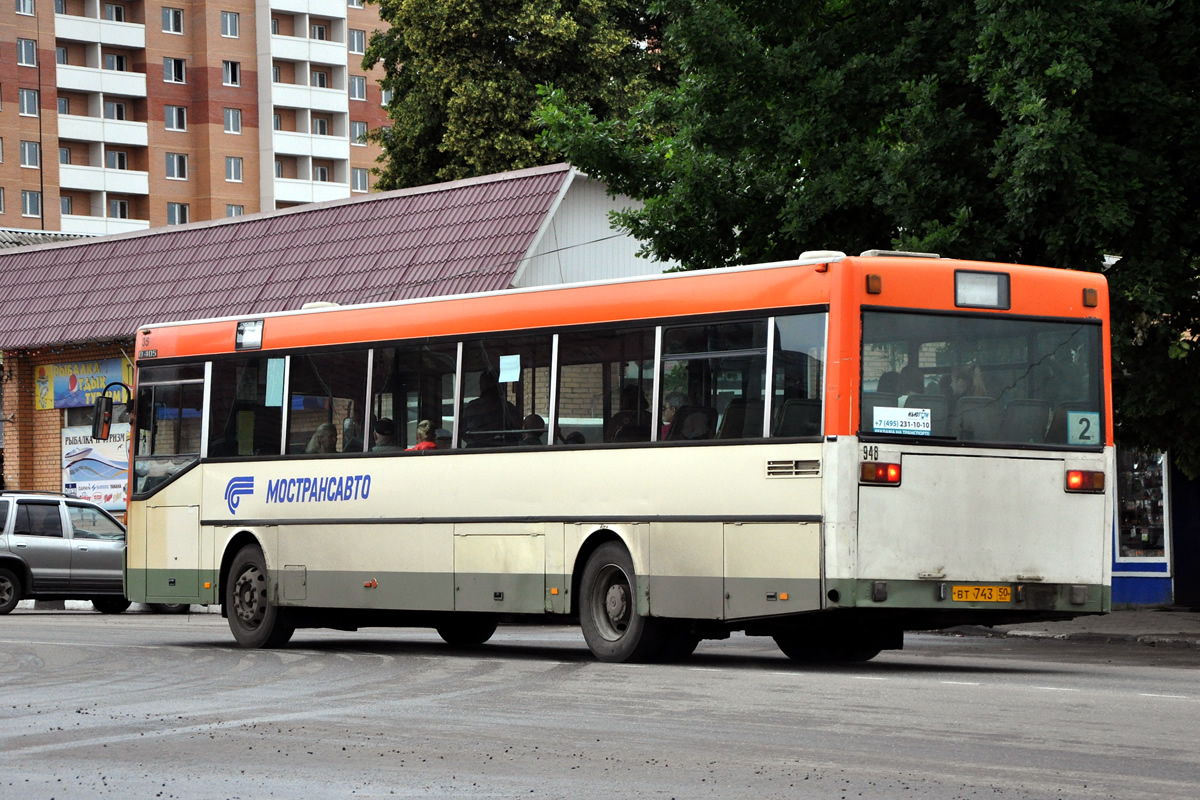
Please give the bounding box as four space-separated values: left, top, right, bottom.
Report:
0 568 21 615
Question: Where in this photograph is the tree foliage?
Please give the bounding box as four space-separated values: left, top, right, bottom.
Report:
365 0 672 188
539 0 1200 476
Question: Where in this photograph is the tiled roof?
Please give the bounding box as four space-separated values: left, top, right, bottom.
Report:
0 164 572 351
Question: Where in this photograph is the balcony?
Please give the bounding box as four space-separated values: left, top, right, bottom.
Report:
59 164 150 195
270 83 348 114
54 14 146 49
273 130 349 161
60 214 150 236
274 177 349 205
58 115 148 147
56 64 147 97
270 0 347 20
270 34 346 67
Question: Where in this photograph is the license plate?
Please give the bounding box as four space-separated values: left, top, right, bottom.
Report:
951 585 1011 603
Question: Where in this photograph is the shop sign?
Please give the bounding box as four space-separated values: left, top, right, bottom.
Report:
35 358 132 410
62 424 130 512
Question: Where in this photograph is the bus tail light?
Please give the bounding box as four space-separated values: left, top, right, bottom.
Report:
1065 470 1105 493
860 462 901 485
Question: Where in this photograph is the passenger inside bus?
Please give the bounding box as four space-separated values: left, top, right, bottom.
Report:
461 370 520 446
606 384 651 442
371 418 401 451
305 423 338 454
407 420 437 451
660 392 689 439
522 414 546 445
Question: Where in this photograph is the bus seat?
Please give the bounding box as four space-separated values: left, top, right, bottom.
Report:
666 406 717 440
1001 399 1051 443
956 396 1003 441
902 394 949 436
717 398 765 438
1045 401 1093 444
860 392 898 433
775 398 821 437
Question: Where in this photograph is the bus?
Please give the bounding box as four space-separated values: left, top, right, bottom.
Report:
100 250 1113 662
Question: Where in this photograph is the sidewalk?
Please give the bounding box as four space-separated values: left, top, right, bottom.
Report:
942 606 1200 648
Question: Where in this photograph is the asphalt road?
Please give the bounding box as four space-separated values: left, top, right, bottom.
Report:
1 612 1197 800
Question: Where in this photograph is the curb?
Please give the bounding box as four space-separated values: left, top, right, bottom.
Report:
927 626 1200 649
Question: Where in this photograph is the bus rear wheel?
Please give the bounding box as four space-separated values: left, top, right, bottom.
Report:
91 597 131 614
227 545 294 648
579 542 664 663
773 629 888 663
436 615 499 647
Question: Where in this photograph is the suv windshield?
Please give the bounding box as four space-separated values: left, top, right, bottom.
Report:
860 311 1103 447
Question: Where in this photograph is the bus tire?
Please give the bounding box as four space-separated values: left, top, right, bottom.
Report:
579 542 664 663
227 545 294 649
148 603 190 614
0 568 21 615
91 597 131 614
436 615 498 647
773 632 882 663
658 622 701 663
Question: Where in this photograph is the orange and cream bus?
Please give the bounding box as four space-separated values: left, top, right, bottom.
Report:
103 250 1113 662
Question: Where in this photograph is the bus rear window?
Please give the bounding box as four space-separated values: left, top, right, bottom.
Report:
860 311 1103 447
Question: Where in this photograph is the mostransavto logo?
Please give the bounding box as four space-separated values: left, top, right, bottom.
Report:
225 476 254 515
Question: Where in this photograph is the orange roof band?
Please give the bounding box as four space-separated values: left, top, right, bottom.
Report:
138 255 1109 361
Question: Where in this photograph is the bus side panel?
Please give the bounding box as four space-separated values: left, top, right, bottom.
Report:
126 468 207 605
723 522 821 619
453 522 546 614
647 522 724 619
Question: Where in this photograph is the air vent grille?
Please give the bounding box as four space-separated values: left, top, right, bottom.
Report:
766 459 821 478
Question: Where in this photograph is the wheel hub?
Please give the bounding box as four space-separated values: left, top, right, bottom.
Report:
605 583 629 625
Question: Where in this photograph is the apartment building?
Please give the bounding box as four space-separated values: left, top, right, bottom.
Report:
0 0 389 234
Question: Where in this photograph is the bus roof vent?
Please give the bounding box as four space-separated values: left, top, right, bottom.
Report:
859 249 940 259
799 250 846 261
300 301 340 310
766 459 821 478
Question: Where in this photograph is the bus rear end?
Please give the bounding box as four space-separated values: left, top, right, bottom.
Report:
826 255 1112 636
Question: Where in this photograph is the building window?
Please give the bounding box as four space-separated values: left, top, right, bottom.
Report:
166 152 188 180
225 156 243 182
109 199 129 218
21 190 41 217
19 88 38 117
167 202 189 225
221 11 240 37
223 60 240 86
349 75 366 100
349 29 365 54
352 167 368 192
59 147 70 164
0 187 4 213
57 97 69 115
16 0 33 15
311 24 327 41
312 117 329 136
164 58 186 84
351 120 367 144
162 8 183 34
224 107 242 134
103 53 127 71
312 71 329 89
313 165 329 182
273 114 281 131
272 65 281 83
104 3 124 21
103 101 126 120
60 196 72 215
348 0 362 8
20 141 40 168
106 150 128 170
226 204 244 217
56 47 67 65
274 160 282 178
270 18 279 34
166 105 187 131
55 0 63 10
0 139 4 161
18 38 36 67
381 88 394 106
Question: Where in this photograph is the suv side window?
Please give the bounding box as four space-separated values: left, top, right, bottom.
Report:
67 505 125 541
0 500 9 531
15 501 65 538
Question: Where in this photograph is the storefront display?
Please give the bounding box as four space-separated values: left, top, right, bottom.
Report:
1117 446 1169 559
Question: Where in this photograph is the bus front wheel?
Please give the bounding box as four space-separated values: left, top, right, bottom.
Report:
227 545 294 648
579 542 664 663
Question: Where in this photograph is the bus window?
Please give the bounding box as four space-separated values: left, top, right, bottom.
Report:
371 343 457 450
461 335 551 448
134 364 204 493
770 313 826 438
556 327 655 444
661 319 768 441
207 357 285 457
285 350 368 455
860 312 1102 446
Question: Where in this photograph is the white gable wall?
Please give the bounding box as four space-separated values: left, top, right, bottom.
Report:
510 174 673 288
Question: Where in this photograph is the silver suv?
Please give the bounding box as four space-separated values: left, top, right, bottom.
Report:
0 492 130 614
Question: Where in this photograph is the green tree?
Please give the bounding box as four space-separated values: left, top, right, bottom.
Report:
539 0 1200 476
365 0 671 189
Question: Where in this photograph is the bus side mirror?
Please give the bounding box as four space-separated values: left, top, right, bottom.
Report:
92 396 113 440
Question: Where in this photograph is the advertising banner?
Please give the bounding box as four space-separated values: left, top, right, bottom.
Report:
62 424 130 512
35 358 132 410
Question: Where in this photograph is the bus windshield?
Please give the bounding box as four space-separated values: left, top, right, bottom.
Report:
860 311 1103 447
